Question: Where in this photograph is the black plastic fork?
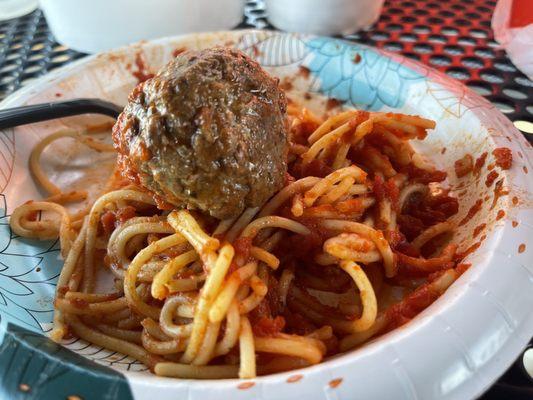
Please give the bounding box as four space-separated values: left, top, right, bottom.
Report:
0 99 123 130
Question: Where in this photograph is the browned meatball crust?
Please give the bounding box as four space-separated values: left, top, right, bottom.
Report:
113 47 288 219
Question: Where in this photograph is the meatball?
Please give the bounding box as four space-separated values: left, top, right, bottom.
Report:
113 47 288 219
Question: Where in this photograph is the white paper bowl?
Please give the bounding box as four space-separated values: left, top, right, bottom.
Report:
265 0 384 35
0 31 531 400
39 0 244 53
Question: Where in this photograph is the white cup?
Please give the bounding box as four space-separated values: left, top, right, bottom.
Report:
0 0 37 21
39 0 245 53
265 0 384 35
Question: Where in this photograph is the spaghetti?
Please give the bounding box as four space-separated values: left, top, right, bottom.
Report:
11 105 467 379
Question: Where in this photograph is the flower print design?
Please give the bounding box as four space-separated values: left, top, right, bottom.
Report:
303 37 424 110
0 129 15 193
0 194 61 333
238 31 308 67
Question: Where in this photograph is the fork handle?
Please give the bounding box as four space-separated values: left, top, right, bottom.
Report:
0 99 123 130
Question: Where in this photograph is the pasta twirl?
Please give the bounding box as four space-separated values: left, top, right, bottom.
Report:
11 106 466 379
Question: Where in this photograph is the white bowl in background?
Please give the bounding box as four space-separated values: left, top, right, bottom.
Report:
0 0 37 21
39 0 245 53
265 0 384 35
